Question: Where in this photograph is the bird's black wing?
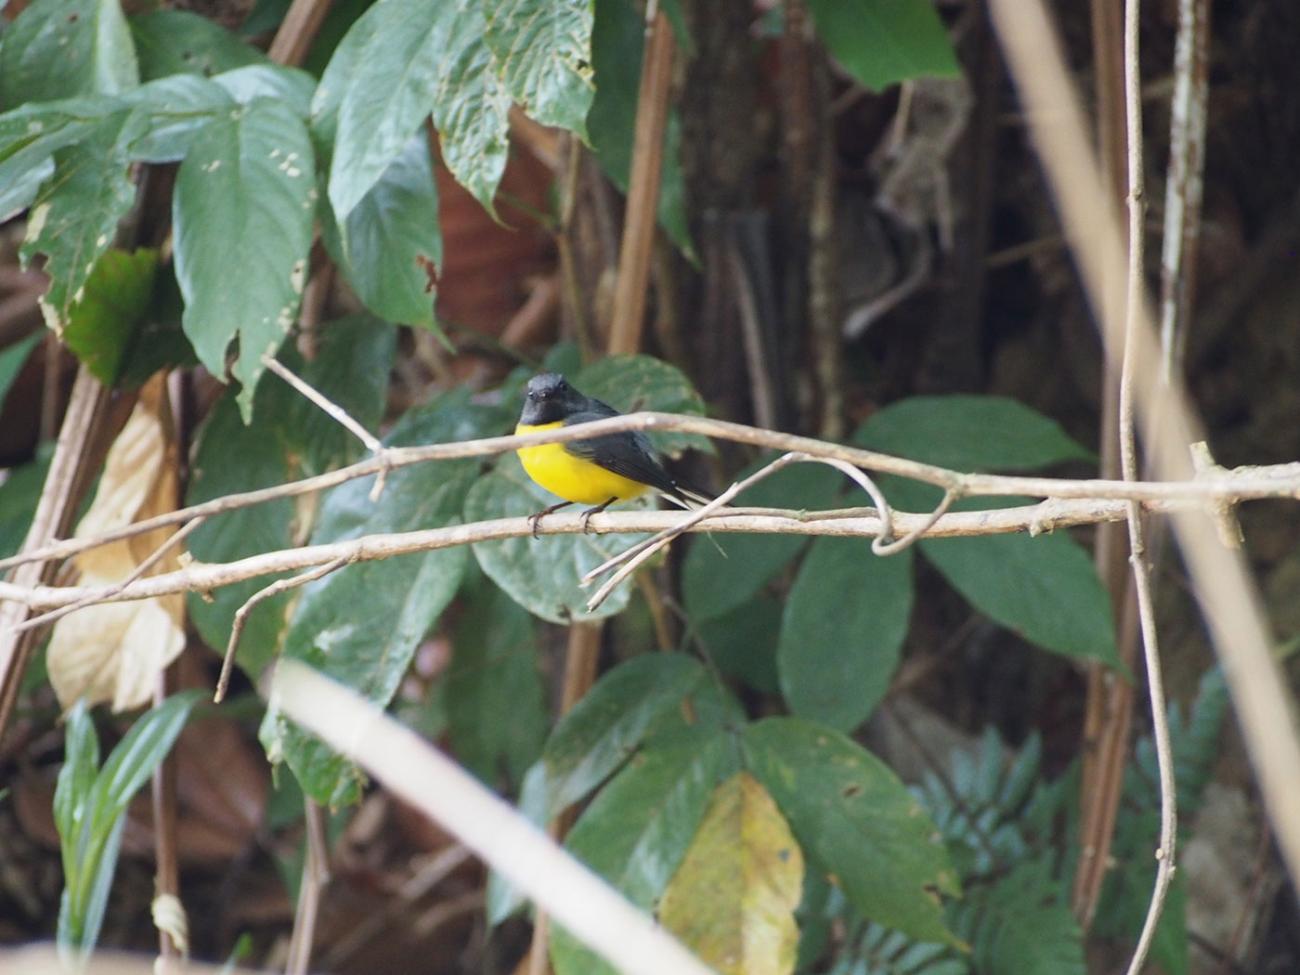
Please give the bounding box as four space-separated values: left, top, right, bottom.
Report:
562 407 685 501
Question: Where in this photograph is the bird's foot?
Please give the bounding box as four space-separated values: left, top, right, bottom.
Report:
579 497 617 534
529 501 573 538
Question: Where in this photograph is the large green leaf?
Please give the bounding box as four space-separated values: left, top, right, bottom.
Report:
805 0 959 93
574 354 711 457
210 64 316 116
431 3 512 213
330 132 443 331
265 389 498 805
682 459 843 623
443 574 547 786
540 653 737 816
587 0 692 255
482 0 594 137
551 729 734 975
130 10 269 81
696 596 782 694
778 539 913 731
21 110 144 336
121 75 236 162
920 528 1119 667
173 97 315 420
57 248 157 385
854 395 1092 473
743 718 960 946
313 0 451 220
464 454 646 624
186 318 395 674
0 0 139 109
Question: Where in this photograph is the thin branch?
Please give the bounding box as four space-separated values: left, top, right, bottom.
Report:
285 799 329 975
0 492 1283 614
267 0 333 66
3 412 1298 578
987 0 1300 903
261 355 382 454
1119 2 1178 970
270 660 716 975
11 517 206 636
151 664 185 970
214 557 350 704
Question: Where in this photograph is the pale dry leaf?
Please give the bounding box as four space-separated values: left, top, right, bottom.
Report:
48 376 186 712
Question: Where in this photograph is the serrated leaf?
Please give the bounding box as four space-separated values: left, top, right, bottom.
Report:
329 131 443 331
574 354 711 457
920 530 1119 667
21 110 144 336
805 0 959 93
58 248 157 384
541 653 733 816
683 459 843 622
778 540 913 731
432 4 512 213
443 573 547 786
0 0 139 110
551 729 734 975
173 98 315 420
953 860 1084 975
743 717 960 946
186 318 395 674
314 0 451 220
265 389 495 805
464 454 646 623
658 772 803 975
130 10 269 81
854 395 1092 473
588 0 693 255
482 0 594 137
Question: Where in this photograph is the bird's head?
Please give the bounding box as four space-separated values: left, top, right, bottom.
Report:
521 372 582 425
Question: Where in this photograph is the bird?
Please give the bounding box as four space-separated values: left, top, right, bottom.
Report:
514 372 700 535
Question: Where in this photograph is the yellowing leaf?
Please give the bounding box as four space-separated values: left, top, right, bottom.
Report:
48 375 185 712
658 771 803 975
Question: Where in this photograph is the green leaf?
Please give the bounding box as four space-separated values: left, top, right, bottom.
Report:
431 3 512 213
920 530 1119 667
854 395 1092 472
0 331 41 408
551 729 734 975
574 354 712 457
130 10 269 81
588 0 693 255
0 452 53 561
541 653 735 816
21 110 143 336
682 459 843 622
443 573 547 787
0 155 53 219
482 0 594 137
266 389 494 806
173 97 315 420
464 454 646 623
778 540 913 731
696 596 781 695
953 859 1084 975
743 717 960 946
0 103 99 208
805 0 959 92
121 75 236 162
58 248 157 385
329 131 443 331
212 64 316 116
0 0 139 109
56 691 202 957
186 318 395 674
314 0 450 220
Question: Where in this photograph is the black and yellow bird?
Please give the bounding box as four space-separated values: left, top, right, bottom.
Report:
515 372 699 534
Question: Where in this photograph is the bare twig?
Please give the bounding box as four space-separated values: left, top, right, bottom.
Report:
151 665 185 970
4 412 1299 580
270 660 715 975
267 0 333 66
1118 3 1178 971
11 517 205 636
285 799 330 975
988 0 1300 907
214 556 350 704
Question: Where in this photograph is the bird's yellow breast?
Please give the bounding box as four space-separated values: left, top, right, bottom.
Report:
515 422 649 505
